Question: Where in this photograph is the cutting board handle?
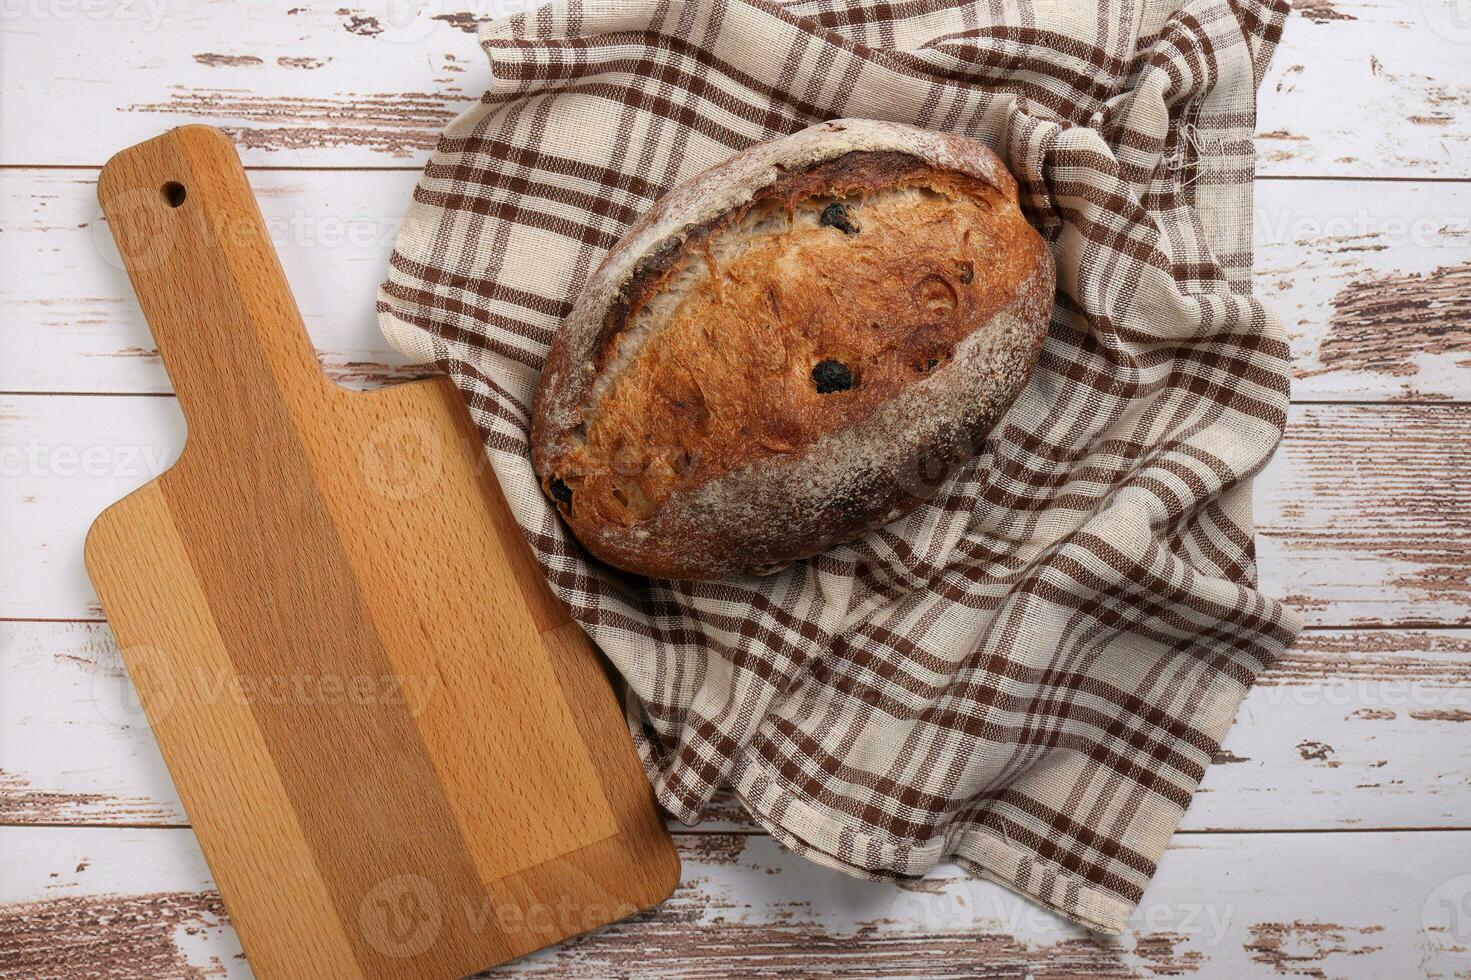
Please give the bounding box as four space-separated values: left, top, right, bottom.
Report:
98 125 334 427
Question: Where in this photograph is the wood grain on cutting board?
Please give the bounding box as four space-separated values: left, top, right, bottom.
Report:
83 124 677 979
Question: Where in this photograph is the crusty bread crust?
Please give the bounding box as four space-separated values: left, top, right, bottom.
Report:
532 119 1055 580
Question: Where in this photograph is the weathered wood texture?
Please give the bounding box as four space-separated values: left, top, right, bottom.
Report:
3 0 1470 976
0 4 496 167
4 621 1469 831
1254 404 1470 627
4 827 1470 978
0 0 1465 176
4 398 1467 625
1259 0 1471 177
0 169 430 393
1255 179 1471 401
6 171 1467 399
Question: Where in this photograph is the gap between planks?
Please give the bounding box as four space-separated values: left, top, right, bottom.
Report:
3 619 1467 632
4 163 1471 184
6 821 1471 834
5 393 1471 408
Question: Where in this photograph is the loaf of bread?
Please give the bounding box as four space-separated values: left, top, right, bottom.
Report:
531 119 1055 580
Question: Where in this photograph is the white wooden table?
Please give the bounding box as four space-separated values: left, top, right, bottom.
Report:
2 2 1470 976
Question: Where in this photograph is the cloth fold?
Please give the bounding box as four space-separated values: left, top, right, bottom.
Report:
378 0 1302 933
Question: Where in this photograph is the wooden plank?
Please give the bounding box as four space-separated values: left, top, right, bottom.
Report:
4 826 1470 977
0 0 1466 177
0 168 431 393
5 169 1469 400
0 828 245 979
0 394 184 621
1193 628 1471 829
0 1 500 168
0 621 179 826
1259 0 1471 178
1255 404 1471 626
1255 178 1471 402
5 622 1469 832
3 397 1466 624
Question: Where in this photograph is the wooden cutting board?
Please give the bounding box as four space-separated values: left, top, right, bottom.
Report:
87 125 679 979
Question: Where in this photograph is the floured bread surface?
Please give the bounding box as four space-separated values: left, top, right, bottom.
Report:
532 120 1055 580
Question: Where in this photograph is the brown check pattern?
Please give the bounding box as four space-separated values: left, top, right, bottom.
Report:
378 0 1303 933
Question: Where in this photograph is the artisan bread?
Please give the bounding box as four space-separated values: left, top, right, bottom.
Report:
532 119 1055 580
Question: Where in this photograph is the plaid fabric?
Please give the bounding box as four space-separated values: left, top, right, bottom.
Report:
377 0 1302 933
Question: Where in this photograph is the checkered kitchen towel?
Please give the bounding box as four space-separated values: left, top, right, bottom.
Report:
377 0 1303 933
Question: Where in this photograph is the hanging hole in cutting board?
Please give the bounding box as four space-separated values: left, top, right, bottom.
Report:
162 181 186 207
